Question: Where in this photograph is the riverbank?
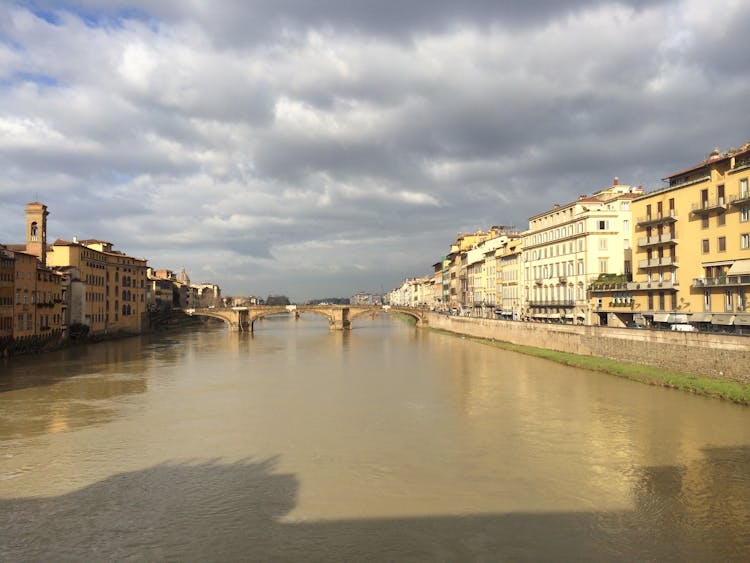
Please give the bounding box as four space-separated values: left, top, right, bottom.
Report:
0 310 213 359
427 326 750 405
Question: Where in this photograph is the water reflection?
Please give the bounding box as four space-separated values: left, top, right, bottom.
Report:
0 336 157 440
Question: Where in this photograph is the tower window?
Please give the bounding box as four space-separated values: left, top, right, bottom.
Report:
30 222 38 241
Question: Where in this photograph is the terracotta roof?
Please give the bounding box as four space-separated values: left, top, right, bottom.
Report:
79 239 112 245
663 142 750 180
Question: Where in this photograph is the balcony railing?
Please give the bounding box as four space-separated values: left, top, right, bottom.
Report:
589 282 629 292
693 275 750 287
638 256 679 269
637 233 678 247
600 298 635 308
729 193 750 206
636 211 678 226
629 280 680 290
691 198 727 215
528 300 575 308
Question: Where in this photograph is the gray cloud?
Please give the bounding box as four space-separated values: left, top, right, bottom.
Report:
1 1 749 300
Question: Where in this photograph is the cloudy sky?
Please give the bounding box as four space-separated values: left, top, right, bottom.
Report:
1 1 749 300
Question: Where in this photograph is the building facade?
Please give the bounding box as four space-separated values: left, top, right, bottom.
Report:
0 246 12 340
498 238 524 320
597 144 750 330
8 250 64 343
524 181 642 324
46 239 148 335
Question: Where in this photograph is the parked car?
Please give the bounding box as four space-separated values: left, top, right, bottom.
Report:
627 322 647 329
670 323 697 332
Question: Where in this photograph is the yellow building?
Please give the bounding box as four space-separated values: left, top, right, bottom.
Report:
8 250 64 342
47 239 148 335
444 227 513 313
444 231 488 311
21 202 149 336
3 204 66 348
0 246 12 339
524 181 642 324
617 143 750 330
497 238 524 320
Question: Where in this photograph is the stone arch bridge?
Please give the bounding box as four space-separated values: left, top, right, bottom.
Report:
185 305 428 332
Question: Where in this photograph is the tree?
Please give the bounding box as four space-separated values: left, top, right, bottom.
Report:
265 294 291 306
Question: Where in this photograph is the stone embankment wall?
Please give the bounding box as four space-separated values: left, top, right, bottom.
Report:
425 313 750 384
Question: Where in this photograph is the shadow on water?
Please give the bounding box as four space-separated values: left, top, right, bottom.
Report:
2 447 749 561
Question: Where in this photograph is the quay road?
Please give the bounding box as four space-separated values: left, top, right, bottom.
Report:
185 304 428 332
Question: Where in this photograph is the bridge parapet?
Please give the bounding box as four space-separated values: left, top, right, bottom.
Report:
186 305 386 332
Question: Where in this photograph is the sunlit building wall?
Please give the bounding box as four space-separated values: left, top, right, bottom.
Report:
523 181 641 324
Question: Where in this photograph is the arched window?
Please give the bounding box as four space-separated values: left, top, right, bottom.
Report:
30 222 38 241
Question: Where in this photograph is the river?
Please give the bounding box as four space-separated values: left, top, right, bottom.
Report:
1 314 749 561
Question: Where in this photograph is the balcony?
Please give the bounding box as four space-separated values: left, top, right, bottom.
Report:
637 233 678 247
589 282 629 293
690 198 727 215
693 275 750 287
528 300 575 308
636 211 678 227
729 192 750 206
638 256 679 269
603 297 635 308
630 280 680 290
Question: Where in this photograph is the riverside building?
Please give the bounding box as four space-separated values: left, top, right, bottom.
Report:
497 238 524 320
523 181 642 324
16 202 148 338
611 143 750 331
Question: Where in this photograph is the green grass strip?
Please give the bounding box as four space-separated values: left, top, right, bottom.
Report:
392 312 417 325
426 327 750 406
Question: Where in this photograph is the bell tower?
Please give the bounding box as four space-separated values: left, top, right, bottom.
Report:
25 202 49 266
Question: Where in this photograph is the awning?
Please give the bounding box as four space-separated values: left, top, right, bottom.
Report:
690 312 713 323
564 313 574 319
728 259 750 276
653 313 670 323
702 260 734 267
673 313 688 323
734 314 750 326
548 313 561 319
711 314 735 325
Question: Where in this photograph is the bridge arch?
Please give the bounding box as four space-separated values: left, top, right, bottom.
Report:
347 307 384 325
387 306 428 326
185 307 250 332
250 307 336 331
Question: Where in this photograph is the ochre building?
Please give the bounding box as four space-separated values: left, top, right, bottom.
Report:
595 143 750 330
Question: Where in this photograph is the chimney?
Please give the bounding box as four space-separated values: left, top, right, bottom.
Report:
613 177 619 186
72 235 78 243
